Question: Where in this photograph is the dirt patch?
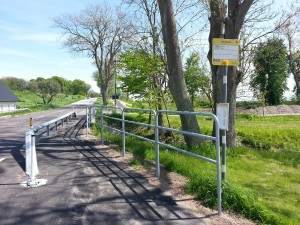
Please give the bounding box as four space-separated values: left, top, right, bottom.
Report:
237 104 300 116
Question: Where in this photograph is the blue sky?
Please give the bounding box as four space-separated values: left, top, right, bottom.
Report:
0 0 297 98
0 0 121 92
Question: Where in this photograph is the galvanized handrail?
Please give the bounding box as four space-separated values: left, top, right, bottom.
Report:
25 111 76 187
87 105 222 215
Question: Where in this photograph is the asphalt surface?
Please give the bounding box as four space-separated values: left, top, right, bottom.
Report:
0 99 206 225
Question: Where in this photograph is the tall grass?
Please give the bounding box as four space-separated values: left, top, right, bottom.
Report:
93 112 300 225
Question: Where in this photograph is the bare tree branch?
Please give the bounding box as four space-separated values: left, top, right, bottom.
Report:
53 4 133 105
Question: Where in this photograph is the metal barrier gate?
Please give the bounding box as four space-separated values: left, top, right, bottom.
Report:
86 106 222 215
25 111 76 187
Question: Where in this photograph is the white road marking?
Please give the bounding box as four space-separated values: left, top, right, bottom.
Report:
0 158 6 162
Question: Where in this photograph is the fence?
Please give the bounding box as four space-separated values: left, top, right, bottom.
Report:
86 105 222 215
25 111 76 187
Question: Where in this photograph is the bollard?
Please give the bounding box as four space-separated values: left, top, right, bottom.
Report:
30 117 33 128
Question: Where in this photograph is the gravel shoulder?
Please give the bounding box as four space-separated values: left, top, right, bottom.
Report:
237 104 300 116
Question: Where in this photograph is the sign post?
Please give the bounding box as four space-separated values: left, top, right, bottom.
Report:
212 38 239 180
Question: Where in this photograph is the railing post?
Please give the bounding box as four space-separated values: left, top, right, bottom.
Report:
25 130 32 177
47 125 50 136
86 107 89 136
36 134 39 145
55 122 58 131
25 130 39 183
122 109 125 156
31 135 36 180
92 106 95 124
100 106 104 145
93 106 96 119
154 110 160 178
215 116 222 215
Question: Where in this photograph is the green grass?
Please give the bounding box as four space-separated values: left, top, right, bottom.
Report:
93 111 300 225
236 114 300 152
0 90 86 115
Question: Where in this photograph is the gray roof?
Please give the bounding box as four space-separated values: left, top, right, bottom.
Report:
0 81 20 102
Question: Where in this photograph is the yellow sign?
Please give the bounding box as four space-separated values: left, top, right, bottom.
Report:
212 38 240 66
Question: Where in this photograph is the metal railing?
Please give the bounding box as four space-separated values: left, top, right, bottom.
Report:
25 111 76 187
86 105 222 215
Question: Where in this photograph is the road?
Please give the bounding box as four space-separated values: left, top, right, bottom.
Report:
0 98 209 225
0 98 97 177
111 99 127 109
0 98 249 225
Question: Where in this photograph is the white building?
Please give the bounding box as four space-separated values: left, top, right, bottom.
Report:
0 81 20 112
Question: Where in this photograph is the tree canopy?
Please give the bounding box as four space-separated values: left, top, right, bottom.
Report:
1 76 92 104
184 52 212 108
119 49 165 103
251 38 288 105
27 79 61 104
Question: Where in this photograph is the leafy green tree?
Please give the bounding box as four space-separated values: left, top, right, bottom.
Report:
184 52 212 108
288 50 300 100
119 49 164 101
251 38 289 105
36 77 45 82
281 17 300 99
27 79 61 104
1 77 28 91
291 51 300 98
88 90 100 98
50 76 70 95
119 49 168 130
71 79 91 96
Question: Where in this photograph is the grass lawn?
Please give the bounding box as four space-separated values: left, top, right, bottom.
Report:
94 111 300 225
0 90 86 116
232 115 300 224
16 90 85 110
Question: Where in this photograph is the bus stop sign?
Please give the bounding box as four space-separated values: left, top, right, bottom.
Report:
212 38 240 66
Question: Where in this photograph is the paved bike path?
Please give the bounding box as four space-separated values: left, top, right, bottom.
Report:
0 116 207 225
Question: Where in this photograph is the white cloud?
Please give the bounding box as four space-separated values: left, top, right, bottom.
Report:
0 46 47 62
0 19 19 33
13 33 61 42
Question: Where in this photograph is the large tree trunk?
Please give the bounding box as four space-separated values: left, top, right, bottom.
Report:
207 0 226 140
290 57 300 98
227 67 239 146
208 0 254 147
157 99 164 136
158 0 202 147
100 83 109 106
294 73 300 97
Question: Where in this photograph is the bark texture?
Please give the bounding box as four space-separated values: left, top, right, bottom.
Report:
158 0 202 147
